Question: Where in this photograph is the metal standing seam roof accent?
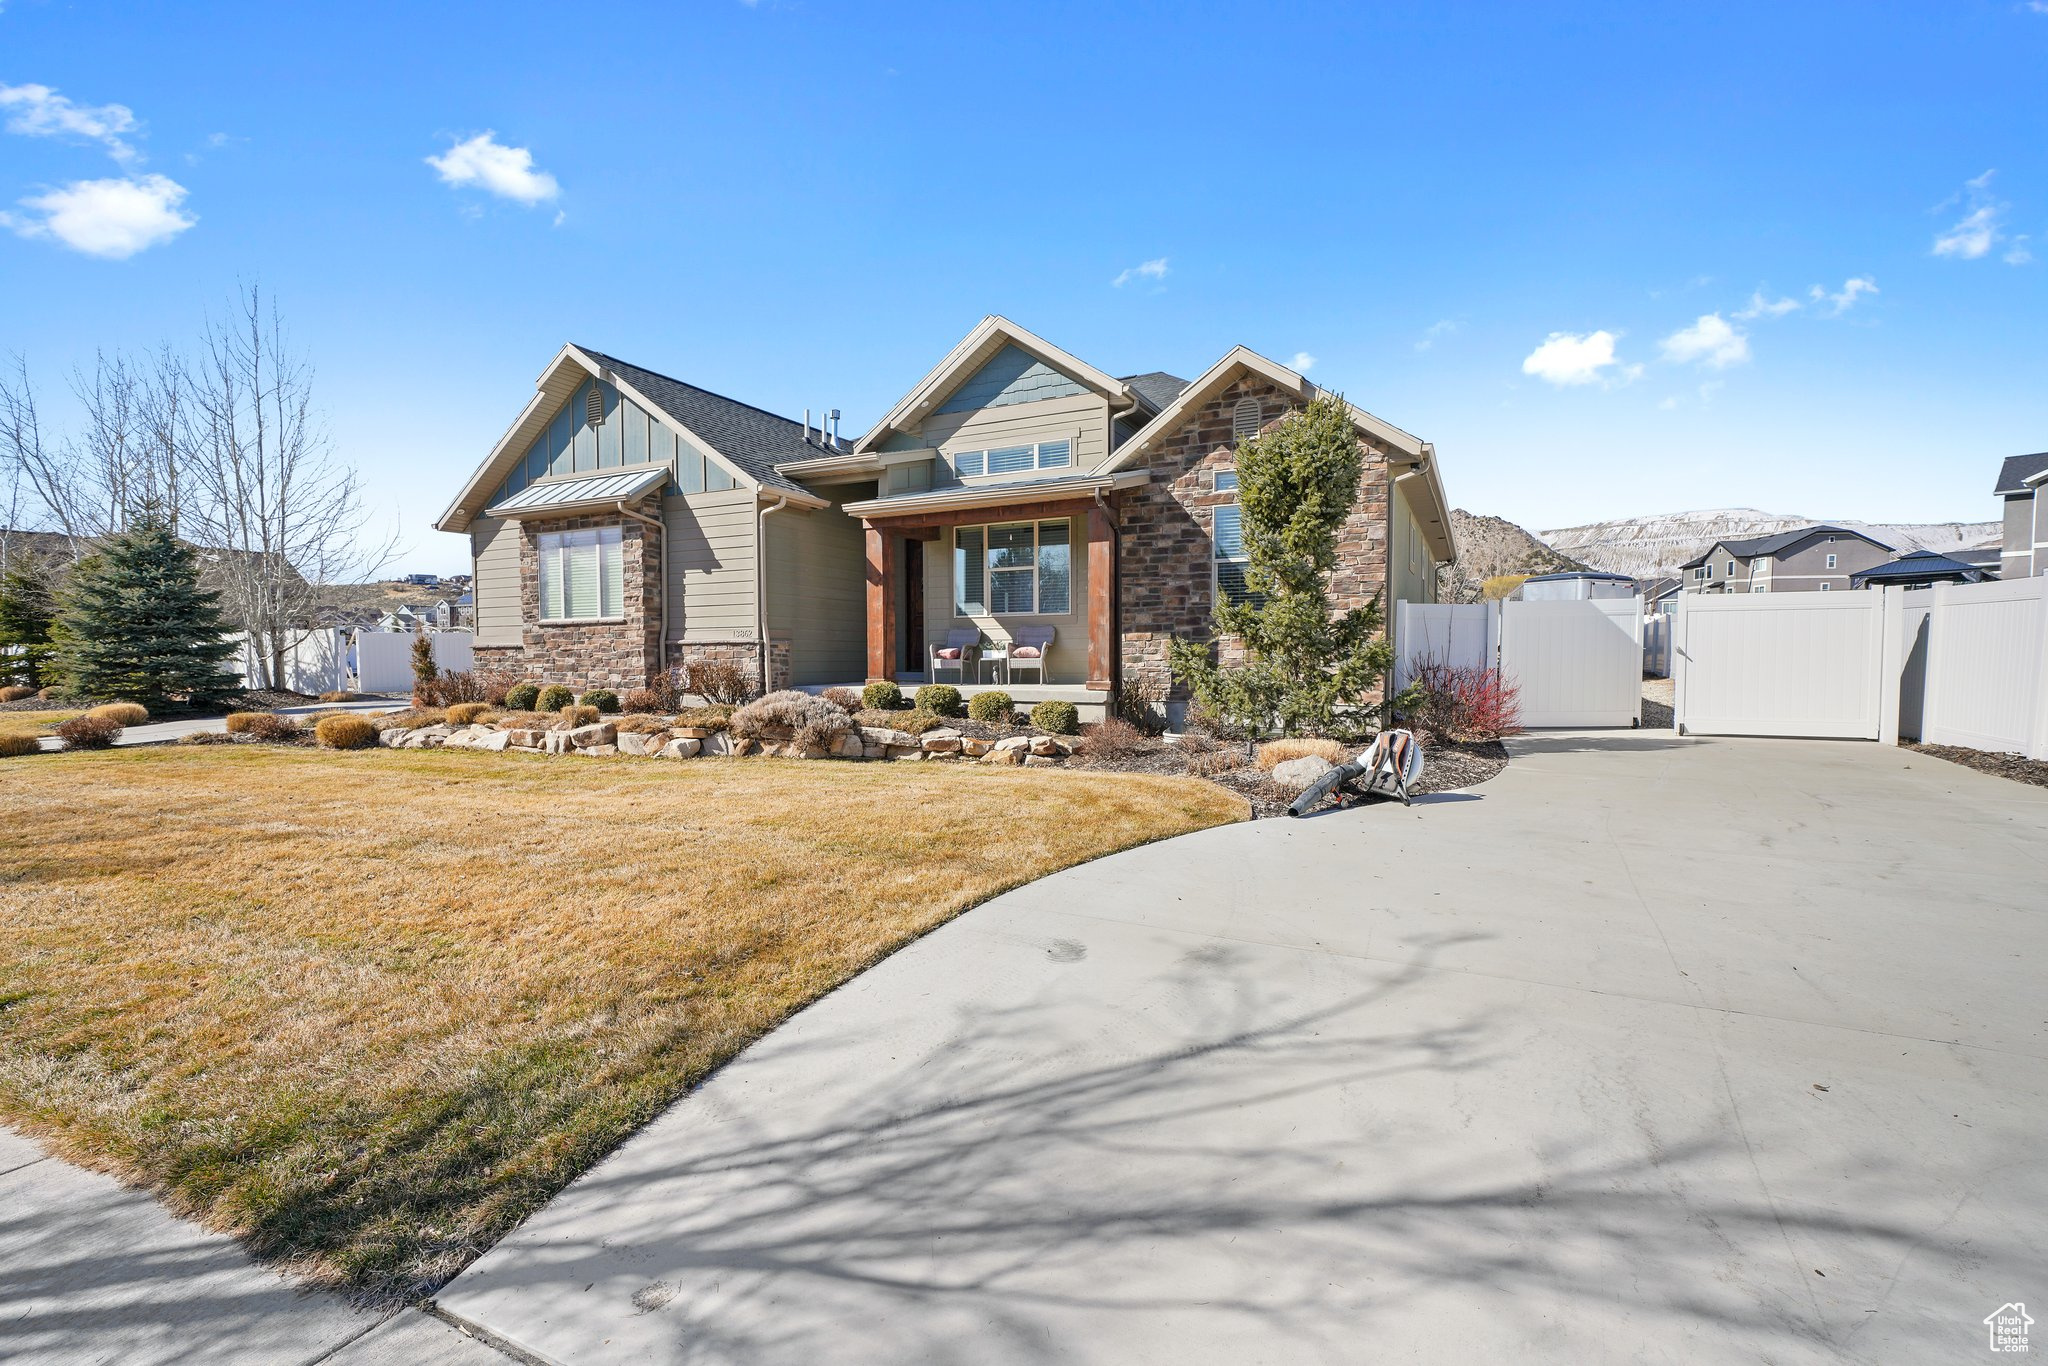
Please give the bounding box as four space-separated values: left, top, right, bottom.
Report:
485 466 669 516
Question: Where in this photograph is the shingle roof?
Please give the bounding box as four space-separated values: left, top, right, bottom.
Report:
1677 523 1883 569
1120 371 1189 412
577 347 817 496
1994 452 2048 495
1849 550 1982 583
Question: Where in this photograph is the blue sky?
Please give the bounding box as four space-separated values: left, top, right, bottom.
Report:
2 1 2044 573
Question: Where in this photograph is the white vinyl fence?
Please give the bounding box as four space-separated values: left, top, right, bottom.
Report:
1912 576 2048 759
1642 613 1671 678
226 629 347 695
1672 592 1890 740
351 630 473 694
1393 596 1643 729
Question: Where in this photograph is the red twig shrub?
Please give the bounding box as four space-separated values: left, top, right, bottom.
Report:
1399 655 1522 742
683 658 756 706
414 670 492 708
820 687 864 714
1078 716 1147 760
56 715 123 749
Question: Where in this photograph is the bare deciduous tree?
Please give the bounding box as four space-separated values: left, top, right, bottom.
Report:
181 285 394 690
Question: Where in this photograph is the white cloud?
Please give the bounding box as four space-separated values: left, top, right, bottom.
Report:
1 174 194 257
1520 330 1637 387
1733 289 1800 320
2005 236 2034 266
1111 256 1169 288
1659 313 1750 369
1932 171 2018 261
1809 276 1878 315
426 132 560 206
1415 319 1460 351
0 83 142 164
1290 351 1316 373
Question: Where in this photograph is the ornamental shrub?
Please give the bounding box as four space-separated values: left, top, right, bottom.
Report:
504 682 541 711
0 733 41 757
579 688 621 714
1396 657 1523 743
243 713 302 742
622 688 661 714
314 714 378 749
559 704 600 728
1254 737 1351 770
861 680 904 711
1029 700 1079 735
671 705 734 732
729 689 854 750
821 687 864 713
0 685 36 703
223 711 265 733
535 684 575 713
913 683 962 717
88 702 149 726
684 657 756 706
966 690 1013 723
56 714 123 749
1078 717 1146 760
446 701 492 725
1186 748 1246 776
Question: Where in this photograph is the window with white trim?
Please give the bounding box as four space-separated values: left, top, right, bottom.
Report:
951 439 1072 477
1818 581 1831 591
1214 503 1255 605
538 526 624 620
952 519 1071 615
1825 552 1837 569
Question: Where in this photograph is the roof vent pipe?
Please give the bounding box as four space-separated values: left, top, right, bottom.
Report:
803 408 812 444
828 408 841 448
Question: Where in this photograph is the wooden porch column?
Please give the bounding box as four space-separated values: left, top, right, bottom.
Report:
1086 501 1115 692
865 522 897 683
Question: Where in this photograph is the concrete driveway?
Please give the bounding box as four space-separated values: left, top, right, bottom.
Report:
440 732 2048 1364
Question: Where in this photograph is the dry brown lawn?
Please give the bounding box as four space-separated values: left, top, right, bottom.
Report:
0 709 82 737
0 745 1242 1303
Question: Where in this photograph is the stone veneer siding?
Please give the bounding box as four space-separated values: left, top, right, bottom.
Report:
1117 376 1391 700
473 512 663 689
669 637 792 698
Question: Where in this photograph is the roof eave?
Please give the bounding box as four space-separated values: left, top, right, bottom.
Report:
841 470 1147 520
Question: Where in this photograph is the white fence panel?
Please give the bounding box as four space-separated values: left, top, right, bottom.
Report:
1500 596 1643 728
1920 577 2048 759
1642 613 1671 678
1673 593 1885 739
227 629 347 695
351 630 474 694
1393 600 1498 694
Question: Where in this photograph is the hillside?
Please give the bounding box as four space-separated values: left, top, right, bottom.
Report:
1539 509 2001 581
1436 509 1589 603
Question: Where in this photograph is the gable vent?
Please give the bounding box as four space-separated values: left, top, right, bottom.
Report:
585 387 606 425
1231 396 1264 444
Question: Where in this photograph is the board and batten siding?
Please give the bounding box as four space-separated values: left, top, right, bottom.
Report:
921 512 1090 686
470 516 524 646
663 486 757 642
764 485 872 685
1389 482 1436 608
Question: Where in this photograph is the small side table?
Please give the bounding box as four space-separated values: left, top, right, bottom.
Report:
978 648 1009 685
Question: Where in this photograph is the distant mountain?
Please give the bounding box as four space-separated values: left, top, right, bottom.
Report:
1436 508 1589 603
1538 509 2002 581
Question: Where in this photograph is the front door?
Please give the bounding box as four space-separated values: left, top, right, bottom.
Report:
902 536 925 675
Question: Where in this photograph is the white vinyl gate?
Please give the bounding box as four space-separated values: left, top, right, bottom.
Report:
351 630 474 694
1672 593 1887 739
1499 597 1644 728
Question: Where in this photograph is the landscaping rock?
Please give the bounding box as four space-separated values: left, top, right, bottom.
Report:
566 721 617 749
574 743 619 757
378 729 409 748
658 737 702 759
543 731 573 756
860 726 918 749
993 735 1032 754
886 745 924 760
475 730 513 752
1024 754 1058 767
923 727 963 741
616 731 655 757
982 748 1023 766
962 737 994 757
1270 755 1337 794
1029 735 1061 757
831 731 865 758
862 743 886 759
922 734 962 754
702 732 737 757
504 728 545 749
673 726 717 739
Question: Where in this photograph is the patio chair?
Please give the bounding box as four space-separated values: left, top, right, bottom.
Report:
1007 626 1054 685
928 628 980 685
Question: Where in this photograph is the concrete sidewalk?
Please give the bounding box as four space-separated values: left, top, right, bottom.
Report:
34 697 402 751
438 731 2048 1364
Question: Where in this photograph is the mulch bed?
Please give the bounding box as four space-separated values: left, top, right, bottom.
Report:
1902 741 2048 789
1073 734 1511 819
0 696 77 713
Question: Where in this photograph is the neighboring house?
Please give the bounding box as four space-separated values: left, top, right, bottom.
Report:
424 596 470 629
436 317 1457 707
1993 452 2048 578
1952 544 2003 576
1678 525 1892 593
1848 549 1989 589
1639 576 1683 615
1511 571 1636 601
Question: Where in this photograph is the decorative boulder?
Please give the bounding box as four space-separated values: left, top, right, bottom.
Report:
616 731 655 757
831 731 865 758
993 735 1032 754
378 729 409 748
1028 736 1062 757
922 734 962 754
1269 755 1338 794
860 726 918 750
1024 754 1058 767
702 732 737 757
658 737 702 759
566 721 617 749
962 737 994 757
981 748 1023 766
574 742 619 757
475 730 513 752
504 728 545 749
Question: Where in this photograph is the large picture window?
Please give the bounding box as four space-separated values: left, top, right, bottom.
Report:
951 439 1072 478
953 519 1071 615
538 526 624 620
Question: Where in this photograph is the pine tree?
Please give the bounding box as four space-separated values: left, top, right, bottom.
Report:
1168 392 1394 738
50 509 239 710
0 556 59 688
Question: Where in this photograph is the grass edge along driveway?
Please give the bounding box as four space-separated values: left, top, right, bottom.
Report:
0 744 1243 1304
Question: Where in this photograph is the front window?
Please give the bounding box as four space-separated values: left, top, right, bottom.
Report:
953 519 1071 615
538 526 624 620
951 439 1072 477
1825 552 1837 569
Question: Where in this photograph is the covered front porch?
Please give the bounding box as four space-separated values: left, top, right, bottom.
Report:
856 490 1120 694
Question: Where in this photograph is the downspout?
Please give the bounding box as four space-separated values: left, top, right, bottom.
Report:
756 494 791 694
613 501 666 684
1094 487 1123 701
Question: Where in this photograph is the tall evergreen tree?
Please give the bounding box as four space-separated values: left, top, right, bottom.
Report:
1169 392 1394 737
0 556 59 688
50 509 239 709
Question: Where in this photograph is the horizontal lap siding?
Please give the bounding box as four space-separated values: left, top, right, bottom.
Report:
664 488 757 640
470 516 523 646
922 513 1088 685
912 393 1109 489
765 488 871 685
